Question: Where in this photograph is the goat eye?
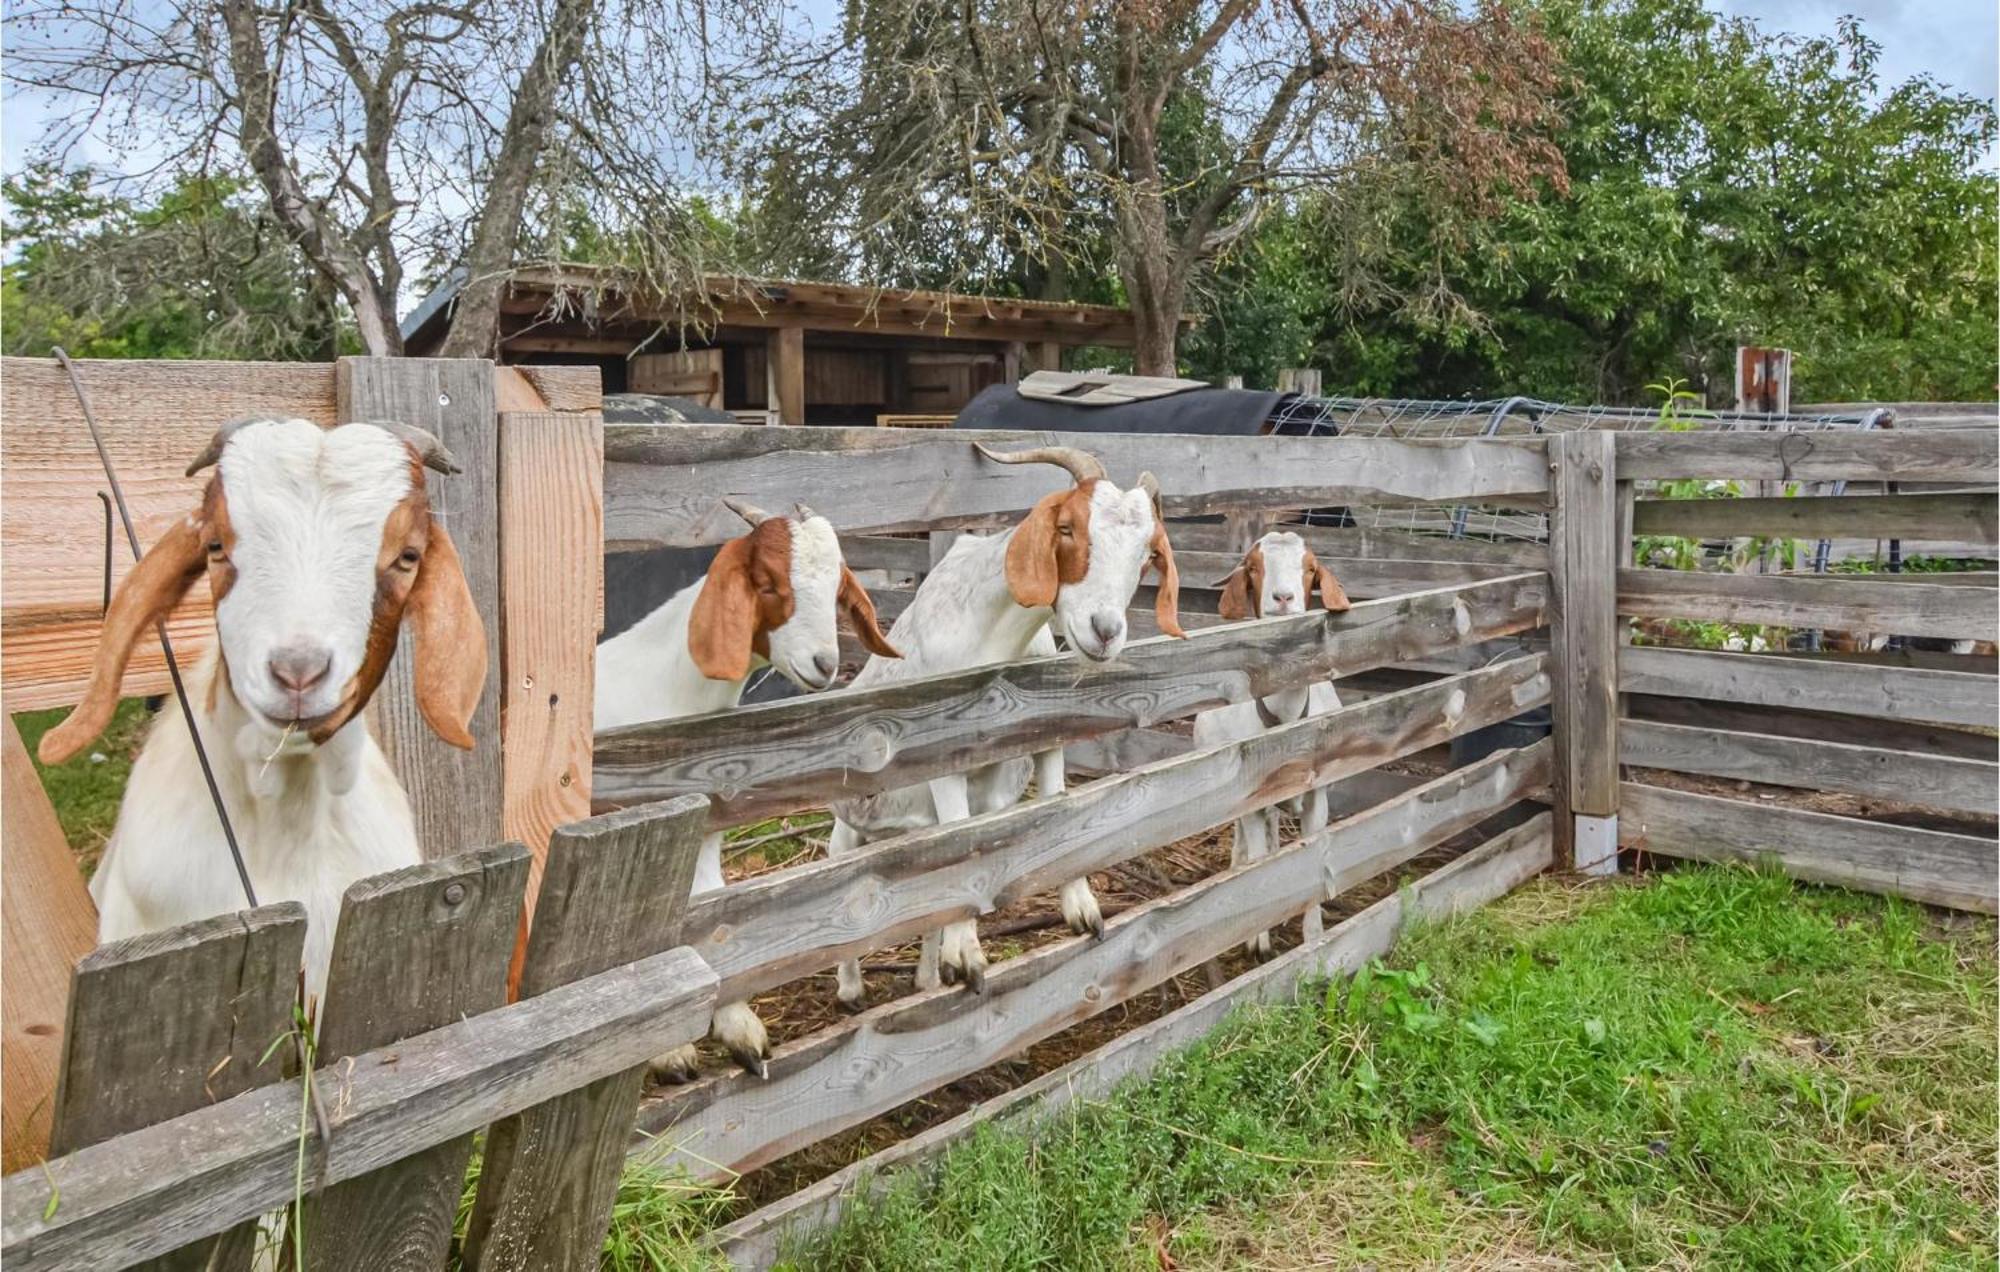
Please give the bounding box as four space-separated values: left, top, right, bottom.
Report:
1057 524 1073 538
205 540 224 556
398 547 422 568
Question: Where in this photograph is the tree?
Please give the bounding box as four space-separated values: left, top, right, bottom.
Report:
741 0 1566 375
7 0 778 356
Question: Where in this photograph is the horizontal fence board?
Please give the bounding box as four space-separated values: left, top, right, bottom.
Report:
1621 720 1998 816
1620 645 1998 729
1618 569 1996 642
839 535 933 575
1615 430 2000 484
709 812 1554 1269
1626 692 1995 762
1168 521 1552 569
602 426 1551 549
686 669 1552 1002
596 574 1548 822
640 741 1550 1177
0 949 717 1272
1620 782 1997 914
1631 492 1998 544
1168 550 1521 600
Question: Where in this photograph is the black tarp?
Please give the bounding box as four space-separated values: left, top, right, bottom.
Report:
952 383 1292 435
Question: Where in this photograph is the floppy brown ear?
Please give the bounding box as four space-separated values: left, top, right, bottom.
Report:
1004 491 1065 609
405 522 488 749
839 564 901 658
1149 520 1186 639
1216 566 1255 620
39 515 208 764
1303 548 1352 613
688 536 759 681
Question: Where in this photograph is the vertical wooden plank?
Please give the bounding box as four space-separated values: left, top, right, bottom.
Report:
1004 341 1025 386
1034 341 1062 375
49 903 305 1272
766 327 805 425
1549 430 1620 873
301 844 531 1272
1 716 97 1174
499 411 603 993
337 357 504 860
462 798 707 1272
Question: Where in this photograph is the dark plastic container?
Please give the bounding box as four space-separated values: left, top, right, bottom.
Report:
1449 704 1553 766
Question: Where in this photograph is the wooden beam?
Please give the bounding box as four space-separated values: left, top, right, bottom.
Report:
594 574 1550 822
636 741 1550 1177
1620 782 1996 914
1620 719 1997 816
602 426 1552 549
338 358 505 861
1631 492 1998 545
1614 429 1999 484
707 813 1553 1268
1620 645 1996 729
1617 569 1996 642
1549 430 1620 871
766 327 804 425
0 947 717 1272
1167 521 1551 569
1626 692 1995 761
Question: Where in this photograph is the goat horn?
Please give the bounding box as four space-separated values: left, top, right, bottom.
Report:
972 442 1106 484
1135 471 1161 502
183 417 265 476
794 501 817 522
721 496 773 526
363 421 461 475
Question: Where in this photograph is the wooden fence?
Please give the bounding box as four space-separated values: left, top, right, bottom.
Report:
2 370 1994 1269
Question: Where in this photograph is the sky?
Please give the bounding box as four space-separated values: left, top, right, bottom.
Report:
1717 0 1997 107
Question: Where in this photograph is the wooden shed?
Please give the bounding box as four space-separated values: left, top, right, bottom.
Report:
402 265 1184 425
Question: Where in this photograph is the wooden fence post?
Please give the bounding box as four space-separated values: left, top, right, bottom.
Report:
302 844 531 1271
462 797 707 1271
1550 429 1620 873
337 357 504 861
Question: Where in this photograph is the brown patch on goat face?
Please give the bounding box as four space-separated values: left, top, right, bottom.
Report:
1301 547 1352 612
1004 481 1095 608
1217 545 1266 620
688 517 796 681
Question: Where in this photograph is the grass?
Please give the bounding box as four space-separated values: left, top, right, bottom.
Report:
779 867 1997 1270
13 697 152 875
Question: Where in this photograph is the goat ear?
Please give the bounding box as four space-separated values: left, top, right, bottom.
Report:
406 522 487 750
39 515 208 764
1303 548 1352 613
688 536 759 681
1216 566 1256 620
1004 491 1064 609
839 564 901 659
1149 520 1186 639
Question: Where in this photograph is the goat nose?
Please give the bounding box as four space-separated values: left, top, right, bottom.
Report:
268 643 332 694
813 652 838 682
1090 613 1122 647
1272 591 1296 608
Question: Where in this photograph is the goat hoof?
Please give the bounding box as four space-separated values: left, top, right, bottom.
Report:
964 959 987 994
1253 933 1274 962
836 992 867 1014
728 1046 772 1081
647 1045 700 1086
1086 911 1106 941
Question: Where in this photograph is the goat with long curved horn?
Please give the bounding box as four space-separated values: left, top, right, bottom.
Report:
721 496 775 526
183 417 265 476
365 421 462 475
972 442 1106 485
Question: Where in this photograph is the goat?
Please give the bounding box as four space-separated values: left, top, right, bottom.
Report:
596 498 898 1080
1192 530 1351 958
827 443 1184 1006
39 418 487 1006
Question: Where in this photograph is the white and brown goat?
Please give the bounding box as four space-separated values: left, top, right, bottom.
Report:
1193 530 1351 958
595 498 898 1079
40 418 487 1005
827 444 1184 1005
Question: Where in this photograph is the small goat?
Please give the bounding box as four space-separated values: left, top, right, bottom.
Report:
596 498 898 1079
40 418 486 1005
828 444 1183 1004
1192 530 1351 958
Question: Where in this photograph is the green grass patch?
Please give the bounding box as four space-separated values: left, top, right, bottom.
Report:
782 868 1997 1270
13 698 151 875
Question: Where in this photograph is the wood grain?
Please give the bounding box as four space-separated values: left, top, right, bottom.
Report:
1620 645 1998 729
685 662 1551 1002
1615 429 1999 483
0 716 97 1174
595 573 1550 822
304 845 531 1272
1620 782 1997 914
602 425 1552 549
1166 519 1552 569
1631 492 1998 545
339 357 506 861
638 740 1550 1176
1 947 717 1272
1 357 337 710
1627 692 1995 761
709 812 1553 1269
1618 569 1996 642
462 798 707 1272
1620 719 1997 816
498 411 604 985
1550 431 1620 836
